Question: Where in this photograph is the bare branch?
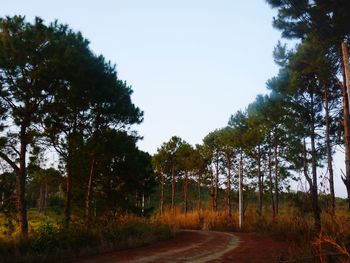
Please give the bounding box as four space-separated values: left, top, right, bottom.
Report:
0 152 18 172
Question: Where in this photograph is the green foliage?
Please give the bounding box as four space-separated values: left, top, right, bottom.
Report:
0 15 149 234
104 221 151 246
60 224 99 251
30 223 60 252
0 210 173 263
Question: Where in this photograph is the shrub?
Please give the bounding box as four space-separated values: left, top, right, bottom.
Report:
0 212 174 263
30 223 60 253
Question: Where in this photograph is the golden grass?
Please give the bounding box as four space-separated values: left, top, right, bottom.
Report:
155 203 350 261
314 234 350 263
1 203 350 261
155 207 238 231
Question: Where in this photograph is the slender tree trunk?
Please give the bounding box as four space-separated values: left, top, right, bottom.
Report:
85 157 96 223
39 182 43 212
18 124 28 238
184 171 188 214
198 172 201 211
341 42 350 113
341 57 350 210
214 158 219 211
209 165 215 211
135 192 139 208
65 151 72 229
303 140 312 187
274 138 279 215
324 86 335 215
44 181 48 210
268 146 275 220
257 145 263 215
310 92 321 231
227 157 232 216
303 139 315 221
171 165 175 213
141 194 145 216
238 152 243 229
160 172 164 215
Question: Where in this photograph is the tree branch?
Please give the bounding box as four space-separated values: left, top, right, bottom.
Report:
0 152 19 172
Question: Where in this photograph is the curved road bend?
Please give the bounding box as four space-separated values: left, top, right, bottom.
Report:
73 230 240 263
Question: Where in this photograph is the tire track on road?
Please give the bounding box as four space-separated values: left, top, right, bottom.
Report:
72 230 240 263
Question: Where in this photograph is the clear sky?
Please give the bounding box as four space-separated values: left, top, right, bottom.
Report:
1 1 347 197
0 0 281 152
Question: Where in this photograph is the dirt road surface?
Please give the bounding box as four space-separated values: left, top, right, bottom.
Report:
72 230 288 263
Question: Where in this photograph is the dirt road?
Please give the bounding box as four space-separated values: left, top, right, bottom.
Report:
73 230 288 263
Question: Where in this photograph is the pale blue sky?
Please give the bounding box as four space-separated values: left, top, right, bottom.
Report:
1 0 280 152
2 1 347 197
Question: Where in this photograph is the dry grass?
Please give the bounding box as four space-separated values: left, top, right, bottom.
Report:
155 207 238 231
313 234 350 263
155 203 350 262
2 203 350 262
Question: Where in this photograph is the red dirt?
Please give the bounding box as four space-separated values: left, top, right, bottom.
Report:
71 230 289 263
212 232 290 263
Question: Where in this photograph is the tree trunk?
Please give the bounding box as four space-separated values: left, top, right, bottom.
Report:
324 86 335 215
257 145 263 215
214 158 219 211
160 172 164 215
303 139 316 220
303 139 313 188
184 171 188 214
17 124 28 238
341 41 350 113
274 138 279 215
85 157 96 223
227 157 232 216
238 152 243 229
310 91 321 231
171 165 175 213
268 146 275 220
65 152 72 229
209 165 215 211
198 172 201 211
39 181 43 212
44 180 48 210
341 56 350 210
135 192 139 209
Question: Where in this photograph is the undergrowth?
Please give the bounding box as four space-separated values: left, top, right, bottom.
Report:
0 214 174 263
156 204 350 262
2 204 350 262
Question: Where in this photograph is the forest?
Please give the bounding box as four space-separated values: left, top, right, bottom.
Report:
0 0 350 262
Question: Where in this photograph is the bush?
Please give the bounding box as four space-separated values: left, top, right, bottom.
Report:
30 223 60 252
102 216 173 248
0 213 174 263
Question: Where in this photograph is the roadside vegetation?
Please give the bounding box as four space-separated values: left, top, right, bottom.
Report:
0 210 173 263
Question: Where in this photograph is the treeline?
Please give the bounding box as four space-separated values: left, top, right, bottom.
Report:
153 0 350 231
0 16 156 238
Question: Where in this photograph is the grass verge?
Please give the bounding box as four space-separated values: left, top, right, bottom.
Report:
0 214 175 263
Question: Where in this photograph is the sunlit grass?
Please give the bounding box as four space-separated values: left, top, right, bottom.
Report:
155 202 350 261
1 203 350 262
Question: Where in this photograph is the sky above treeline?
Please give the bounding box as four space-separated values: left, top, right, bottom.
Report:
1 1 347 197
1 0 281 153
